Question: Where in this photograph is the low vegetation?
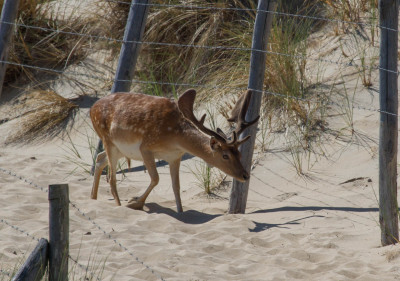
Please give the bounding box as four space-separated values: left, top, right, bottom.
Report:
0 0 99 143
0 0 380 175
2 0 96 88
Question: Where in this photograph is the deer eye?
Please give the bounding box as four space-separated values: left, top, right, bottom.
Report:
223 154 229 160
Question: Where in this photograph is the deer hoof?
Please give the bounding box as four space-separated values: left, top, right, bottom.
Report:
126 201 144 210
128 196 140 203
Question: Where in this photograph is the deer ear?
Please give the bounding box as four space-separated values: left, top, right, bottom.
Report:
210 137 220 151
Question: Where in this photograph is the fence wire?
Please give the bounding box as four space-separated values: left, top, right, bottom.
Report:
0 55 396 118
0 1 396 118
2 20 396 76
0 168 166 281
103 0 398 33
0 2 397 279
0 57 395 120
0 2 396 119
0 218 103 281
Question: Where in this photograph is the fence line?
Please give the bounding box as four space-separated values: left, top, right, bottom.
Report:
0 20 395 74
0 218 102 281
0 269 11 277
103 0 397 32
0 55 395 119
0 167 165 281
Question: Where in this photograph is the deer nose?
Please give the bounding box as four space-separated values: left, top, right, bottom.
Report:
243 172 250 181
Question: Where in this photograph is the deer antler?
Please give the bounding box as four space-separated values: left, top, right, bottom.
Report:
178 89 228 144
228 90 260 136
178 89 259 147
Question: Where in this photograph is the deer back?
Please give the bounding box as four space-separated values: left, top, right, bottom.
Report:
90 93 185 146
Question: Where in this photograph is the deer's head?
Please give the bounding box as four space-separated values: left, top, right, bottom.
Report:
178 89 259 182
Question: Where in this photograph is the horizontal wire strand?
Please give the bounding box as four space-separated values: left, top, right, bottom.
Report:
0 58 396 117
1 20 396 75
102 0 397 33
0 218 102 281
0 168 165 281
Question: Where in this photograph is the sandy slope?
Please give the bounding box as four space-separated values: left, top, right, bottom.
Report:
1 6 400 281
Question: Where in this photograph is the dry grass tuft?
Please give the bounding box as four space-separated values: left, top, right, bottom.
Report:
5 90 78 144
139 0 257 100
2 0 96 88
323 0 378 34
98 0 130 39
98 0 324 101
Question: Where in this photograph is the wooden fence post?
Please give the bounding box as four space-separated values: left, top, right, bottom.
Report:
48 184 69 281
91 0 150 175
379 0 399 246
228 0 277 214
0 0 20 99
12 238 48 281
111 0 150 93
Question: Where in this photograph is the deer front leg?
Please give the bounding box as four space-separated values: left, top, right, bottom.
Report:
127 150 159 210
169 158 183 213
91 151 108 200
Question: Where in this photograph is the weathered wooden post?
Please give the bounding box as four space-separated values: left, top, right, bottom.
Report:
228 0 277 214
112 0 150 93
91 0 150 175
379 0 399 246
12 238 49 281
48 184 69 281
0 0 20 98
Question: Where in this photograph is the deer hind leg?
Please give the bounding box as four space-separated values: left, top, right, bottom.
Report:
105 145 122 206
91 151 108 200
169 158 183 213
127 150 159 210
106 157 130 183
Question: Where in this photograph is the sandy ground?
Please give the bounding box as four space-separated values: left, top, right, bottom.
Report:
1 3 400 281
1 93 400 281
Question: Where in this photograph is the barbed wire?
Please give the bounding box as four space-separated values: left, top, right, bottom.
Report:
0 269 11 277
0 218 102 281
68 202 166 281
0 167 165 281
102 0 398 33
0 167 48 193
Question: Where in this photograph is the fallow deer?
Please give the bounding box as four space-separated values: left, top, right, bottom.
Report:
90 89 259 212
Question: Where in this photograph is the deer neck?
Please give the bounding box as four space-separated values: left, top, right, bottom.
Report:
178 124 216 164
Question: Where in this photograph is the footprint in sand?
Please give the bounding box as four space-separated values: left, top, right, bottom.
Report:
275 192 298 202
339 177 372 189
